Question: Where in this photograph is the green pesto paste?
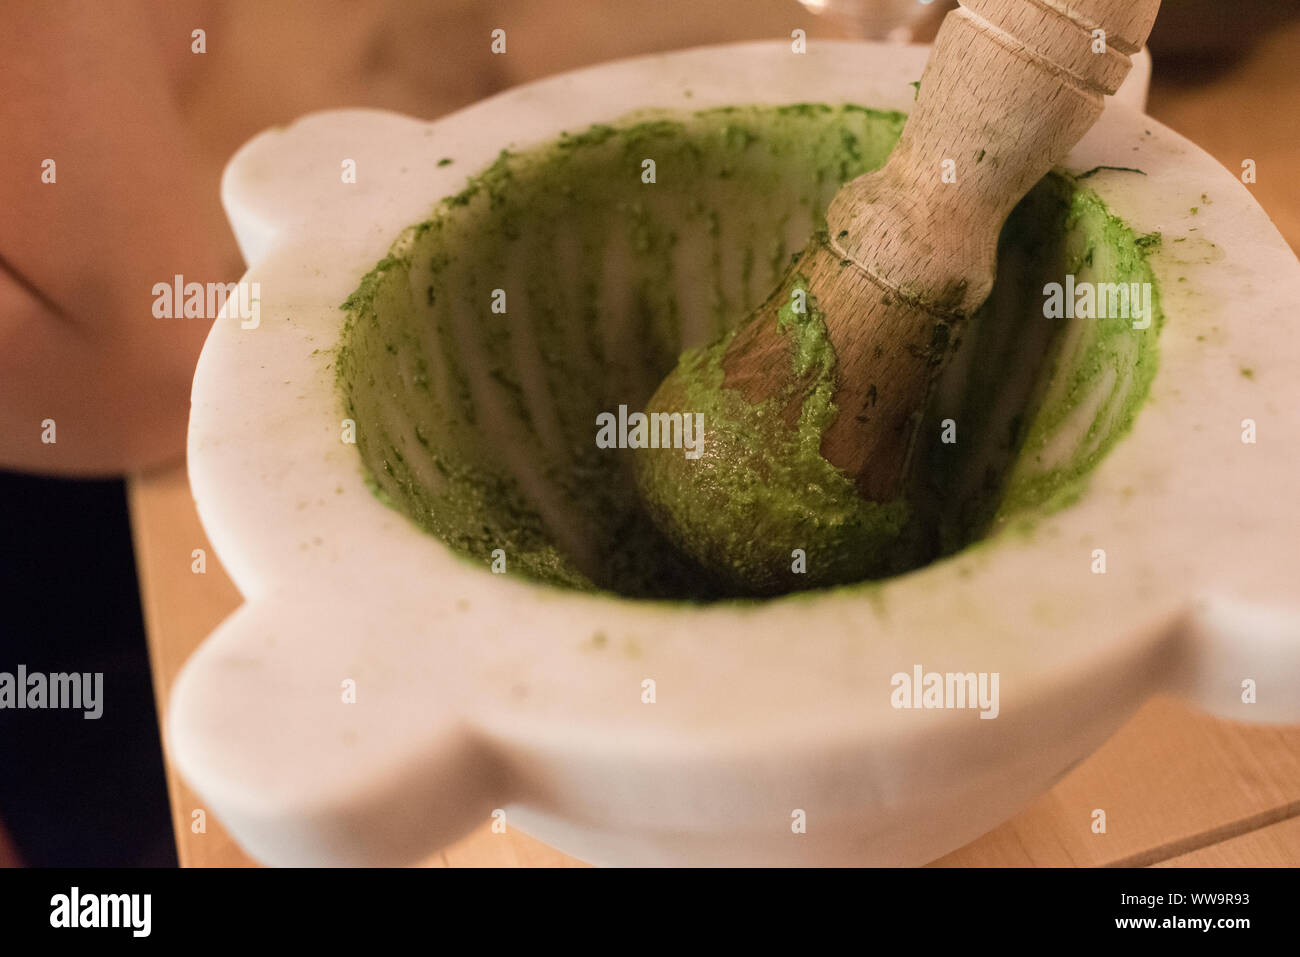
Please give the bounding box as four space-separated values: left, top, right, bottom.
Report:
335 103 1163 601
638 270 912 595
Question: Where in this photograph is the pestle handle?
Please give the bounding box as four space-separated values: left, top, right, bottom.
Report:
828 0 1162 317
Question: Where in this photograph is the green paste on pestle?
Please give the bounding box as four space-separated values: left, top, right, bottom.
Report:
640 271 912 595
335 103 1164 602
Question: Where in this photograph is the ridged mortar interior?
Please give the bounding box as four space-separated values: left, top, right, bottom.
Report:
335 104 1162 601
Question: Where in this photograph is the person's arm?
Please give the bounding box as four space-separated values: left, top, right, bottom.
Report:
0 1 241 475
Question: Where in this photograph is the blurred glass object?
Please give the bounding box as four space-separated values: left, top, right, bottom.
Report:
796 0 953 41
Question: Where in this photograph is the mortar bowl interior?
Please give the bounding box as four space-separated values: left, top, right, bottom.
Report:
336 103 1161 602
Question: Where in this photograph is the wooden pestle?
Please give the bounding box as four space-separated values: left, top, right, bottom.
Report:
637 0 1162 592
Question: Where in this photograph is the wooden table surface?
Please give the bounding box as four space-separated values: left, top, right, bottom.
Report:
129 21 1300 868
